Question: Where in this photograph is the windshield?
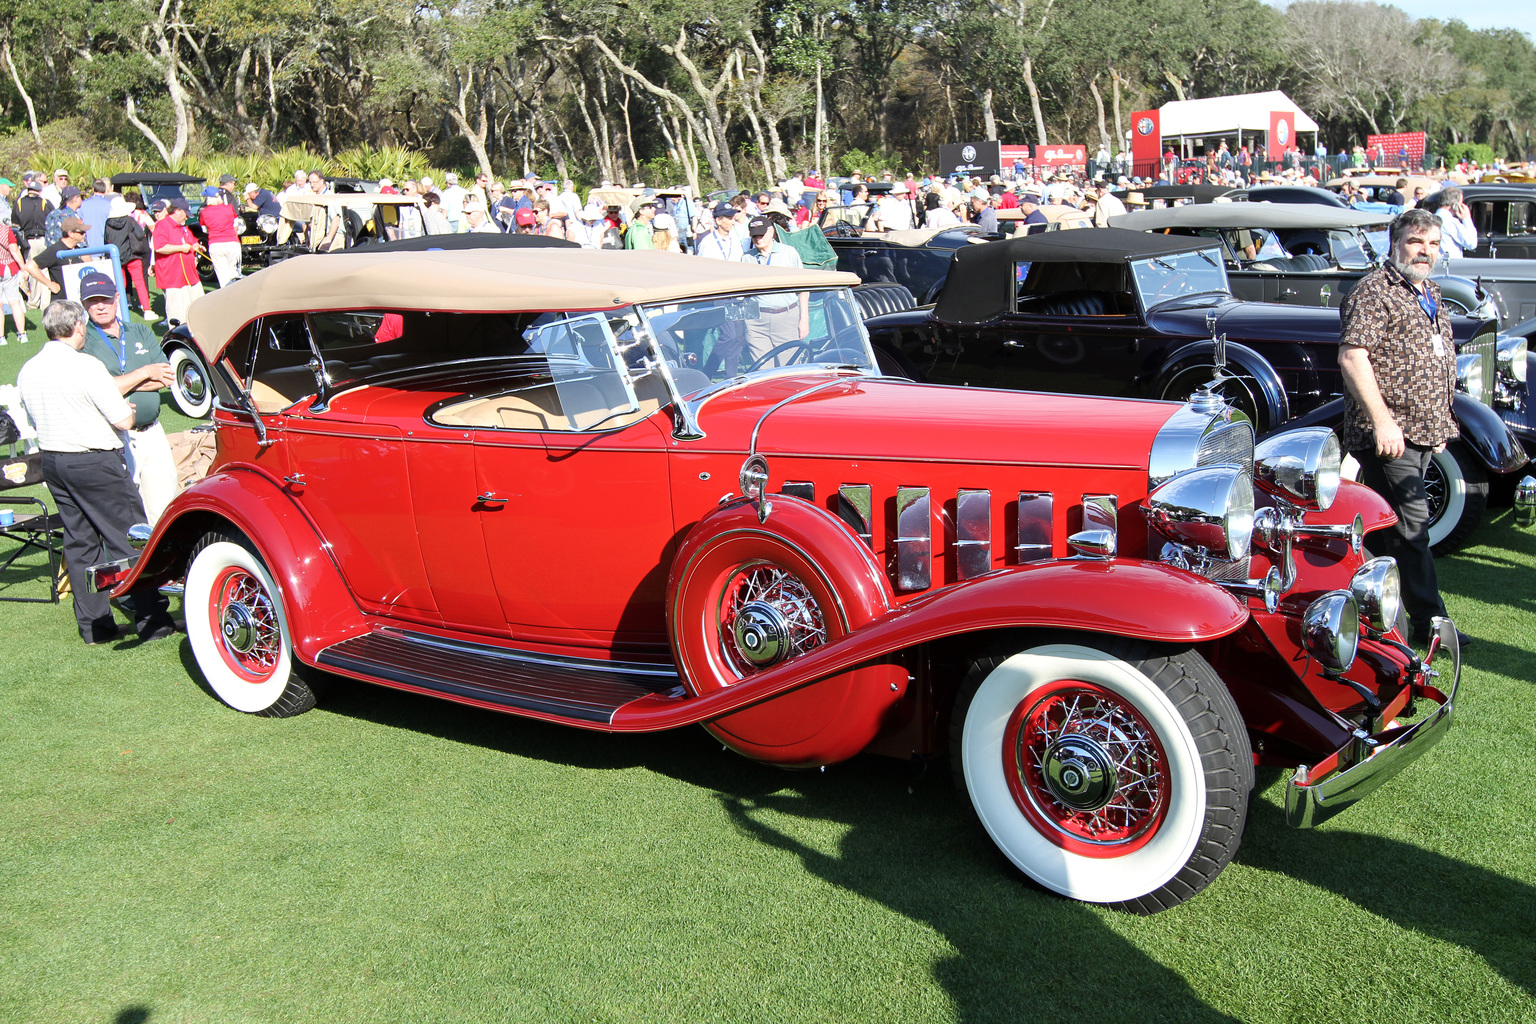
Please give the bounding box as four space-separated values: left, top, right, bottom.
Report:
1130 250 1229 309
638 287 876 389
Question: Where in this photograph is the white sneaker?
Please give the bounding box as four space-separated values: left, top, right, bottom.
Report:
141 310 160 322
0 337 8 345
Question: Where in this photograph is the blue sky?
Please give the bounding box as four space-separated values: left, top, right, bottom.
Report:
1269 1 1536 37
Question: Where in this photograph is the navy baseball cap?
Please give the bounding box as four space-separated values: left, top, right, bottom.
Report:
712 202 736 219
78 270 118 301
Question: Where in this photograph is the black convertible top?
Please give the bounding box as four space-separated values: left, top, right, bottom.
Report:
109 172 205 186
934 228 1217 323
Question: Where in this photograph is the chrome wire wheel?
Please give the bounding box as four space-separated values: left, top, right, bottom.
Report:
1007 682 1169 852
211 566 282 680
717 562 828 676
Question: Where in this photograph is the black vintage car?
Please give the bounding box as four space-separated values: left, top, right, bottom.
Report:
1418 184 1536 260
862 228 1527 552
1241 185 1352 209
828 225 987 304
1108 202 1496 317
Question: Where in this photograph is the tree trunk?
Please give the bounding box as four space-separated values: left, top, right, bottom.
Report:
1088 76 1110 153
1022 55 1047 144
814 56 825 178
973 85 998 141
1 38 41 145
1110 67 1125 156
1162 69 1186 103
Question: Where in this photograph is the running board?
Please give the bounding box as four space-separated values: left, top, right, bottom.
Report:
315 628 685 725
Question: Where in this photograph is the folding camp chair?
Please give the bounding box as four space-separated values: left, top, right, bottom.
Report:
0 494 63 603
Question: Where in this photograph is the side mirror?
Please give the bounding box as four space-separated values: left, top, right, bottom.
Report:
308 355 332 413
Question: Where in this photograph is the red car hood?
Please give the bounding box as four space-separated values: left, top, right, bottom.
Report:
698 375 1179 471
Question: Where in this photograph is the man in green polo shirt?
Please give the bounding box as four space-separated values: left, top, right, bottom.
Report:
76 269 178 523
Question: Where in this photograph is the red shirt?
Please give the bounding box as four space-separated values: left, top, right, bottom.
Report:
0 226 20 275
151 217 199 288
199 203 238 244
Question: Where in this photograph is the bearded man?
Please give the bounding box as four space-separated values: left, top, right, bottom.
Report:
1337 207 1467 648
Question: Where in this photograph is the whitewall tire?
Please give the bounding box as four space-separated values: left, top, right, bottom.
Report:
953 636 1251 913
184 531 318 717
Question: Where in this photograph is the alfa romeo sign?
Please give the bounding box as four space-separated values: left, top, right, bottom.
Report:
939 141 1001 176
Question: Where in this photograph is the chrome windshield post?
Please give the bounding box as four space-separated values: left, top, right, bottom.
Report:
632 306 704 441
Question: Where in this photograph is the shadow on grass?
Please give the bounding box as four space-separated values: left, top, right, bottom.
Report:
316 677 1238 1022
114 1007 150 1023
1239 771 1535 997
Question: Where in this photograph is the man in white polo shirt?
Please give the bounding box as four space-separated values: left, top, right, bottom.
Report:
17 299 177 645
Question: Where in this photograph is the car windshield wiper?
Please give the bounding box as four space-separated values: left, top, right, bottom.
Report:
1151 258 1180 271
1197 250 1219 267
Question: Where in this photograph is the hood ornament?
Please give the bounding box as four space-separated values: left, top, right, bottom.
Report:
1189 310 1232 413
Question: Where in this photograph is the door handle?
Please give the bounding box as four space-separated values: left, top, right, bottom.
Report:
284 474 306 491
476 492 508 507
1003 339 1026 348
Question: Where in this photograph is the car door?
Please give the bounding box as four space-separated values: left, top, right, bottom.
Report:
1495 199 1536 260
470 315 677 653
257 313 441 624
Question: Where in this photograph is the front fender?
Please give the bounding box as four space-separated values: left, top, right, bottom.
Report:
620 558 1249 732
1263 394 1529 475
111 467 364 663
1151 339 1292 431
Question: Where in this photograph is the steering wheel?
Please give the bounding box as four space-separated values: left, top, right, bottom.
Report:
745 338 814 371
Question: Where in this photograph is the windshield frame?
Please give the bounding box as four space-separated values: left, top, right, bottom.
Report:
635 285 879 439
1130 248 1231 313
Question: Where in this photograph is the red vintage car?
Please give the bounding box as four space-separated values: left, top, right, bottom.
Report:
104 248 1460 913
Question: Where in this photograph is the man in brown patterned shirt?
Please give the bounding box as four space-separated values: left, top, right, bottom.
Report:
1338 207 1467 647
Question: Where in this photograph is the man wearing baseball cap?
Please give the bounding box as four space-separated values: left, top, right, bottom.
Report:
741 215 808 367
24 215 88 297
695 202 745 262
76 269 179 523
17 298 178 645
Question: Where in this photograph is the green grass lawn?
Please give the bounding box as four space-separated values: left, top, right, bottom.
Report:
3 322 1535 1022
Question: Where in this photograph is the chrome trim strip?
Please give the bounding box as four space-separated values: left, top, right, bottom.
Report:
894 486 932 590
747 377 857 456
1016 491 1053 562
368 627 680 678
955 488 992 579
838 484 873 548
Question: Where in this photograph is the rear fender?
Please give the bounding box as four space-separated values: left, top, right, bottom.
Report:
111 468 363 663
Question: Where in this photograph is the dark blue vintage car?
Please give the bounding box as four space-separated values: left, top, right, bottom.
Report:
862 228 1528 553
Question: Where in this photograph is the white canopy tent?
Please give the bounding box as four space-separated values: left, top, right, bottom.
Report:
1155 91 1318 156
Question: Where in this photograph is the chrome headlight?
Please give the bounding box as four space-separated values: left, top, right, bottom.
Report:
1301 590 1360 674
1253 427 1341 510
1349 557 1401 633
1457 353 1486 403
1496 335 1528 385
1146 465 1255 561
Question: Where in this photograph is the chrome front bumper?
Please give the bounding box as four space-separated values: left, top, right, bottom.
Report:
1285 617 1462 828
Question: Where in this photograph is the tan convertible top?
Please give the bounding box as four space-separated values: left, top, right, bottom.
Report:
185 247 859 361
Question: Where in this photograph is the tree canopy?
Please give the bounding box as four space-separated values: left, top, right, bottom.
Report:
0 0 1529 186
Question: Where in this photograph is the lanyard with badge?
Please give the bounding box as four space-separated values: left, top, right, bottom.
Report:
93 321 127 372
1416 286 1445 358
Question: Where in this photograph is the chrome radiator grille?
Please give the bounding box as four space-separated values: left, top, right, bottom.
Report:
1197 418 1254 477
1460 328 1497 406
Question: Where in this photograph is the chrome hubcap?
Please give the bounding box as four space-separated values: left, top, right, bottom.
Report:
180 365 206 401
1041 734 1119 811
720 564 827 674
732 602 793 666
221 601 258 654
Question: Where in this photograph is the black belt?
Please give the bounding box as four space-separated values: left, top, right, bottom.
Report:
129 422 156 433
760 304 796 314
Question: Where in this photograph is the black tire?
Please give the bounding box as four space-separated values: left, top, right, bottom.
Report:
950 632 1251 914
167 344 214 419
1426 441 1489 555
184 529 319 717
